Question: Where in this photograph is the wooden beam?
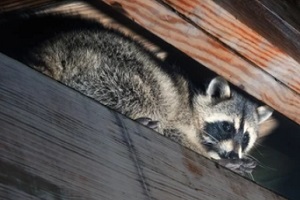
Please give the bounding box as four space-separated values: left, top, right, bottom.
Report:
98 0 300 125
212 0 300 65
0 53 285 199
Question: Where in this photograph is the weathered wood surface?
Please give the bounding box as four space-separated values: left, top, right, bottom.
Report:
213 0 300 65
0 53 285 199
98 0 300 125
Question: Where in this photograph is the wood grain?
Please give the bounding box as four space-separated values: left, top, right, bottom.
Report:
99 0 300 125
213 0 300 66
0 53 285 199
160 0 300 95
0 0 62 13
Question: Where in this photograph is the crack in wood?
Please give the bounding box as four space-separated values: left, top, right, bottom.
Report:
114 114 153 200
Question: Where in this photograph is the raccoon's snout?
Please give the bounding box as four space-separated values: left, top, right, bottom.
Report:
222 151 239 159
202 134 242 160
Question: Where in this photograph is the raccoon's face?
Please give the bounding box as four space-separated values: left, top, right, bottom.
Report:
193 77 273 160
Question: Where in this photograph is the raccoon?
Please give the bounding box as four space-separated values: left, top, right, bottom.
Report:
0 14 273 174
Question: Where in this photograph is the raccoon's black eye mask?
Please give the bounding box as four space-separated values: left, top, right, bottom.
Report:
204 121 235 141
220 121 235 135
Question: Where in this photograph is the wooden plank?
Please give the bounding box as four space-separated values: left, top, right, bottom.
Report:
0 0 63 13
98 0 300 125
213 0 300 65
160 0 300 95
0 53 285 199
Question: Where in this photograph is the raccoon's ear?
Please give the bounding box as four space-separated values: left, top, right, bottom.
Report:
206 76 231 99
257 106 273 124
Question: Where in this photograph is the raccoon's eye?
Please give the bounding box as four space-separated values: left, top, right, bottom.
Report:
221 121 235 133
242 133 250 150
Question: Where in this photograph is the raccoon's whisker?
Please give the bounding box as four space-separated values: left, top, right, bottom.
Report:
255 142 262 146
202 130 219 143
245 154 260 163
248 172 255 181
244 155 277 171
256 163 277 171
256 148 264 156
255 142 267 148
252 145 265 156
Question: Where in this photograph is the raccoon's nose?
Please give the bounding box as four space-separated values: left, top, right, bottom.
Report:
227 151 239 159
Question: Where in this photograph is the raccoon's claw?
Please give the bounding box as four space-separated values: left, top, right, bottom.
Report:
218 158 257 175
136 117 159 130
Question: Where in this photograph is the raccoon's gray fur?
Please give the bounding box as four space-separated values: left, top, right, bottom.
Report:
0 14 272 166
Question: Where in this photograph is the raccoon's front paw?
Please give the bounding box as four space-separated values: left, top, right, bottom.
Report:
239 158 257 174
135 117 159 131
218 158 257 175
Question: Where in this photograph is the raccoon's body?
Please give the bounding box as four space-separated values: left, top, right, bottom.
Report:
0 14 272 164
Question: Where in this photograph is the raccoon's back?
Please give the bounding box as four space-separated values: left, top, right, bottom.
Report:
0 14 180 120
